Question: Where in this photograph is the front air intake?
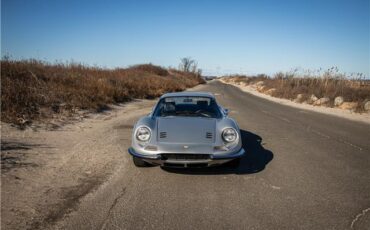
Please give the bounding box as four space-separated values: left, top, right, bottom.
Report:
159 132 167 138
206 132 213 139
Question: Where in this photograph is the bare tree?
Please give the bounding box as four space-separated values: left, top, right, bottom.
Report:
196 68 202 77
179 57 197 73
191 61 198 73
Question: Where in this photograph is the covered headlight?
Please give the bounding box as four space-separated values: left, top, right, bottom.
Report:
135 126 151 142
222 128 237 143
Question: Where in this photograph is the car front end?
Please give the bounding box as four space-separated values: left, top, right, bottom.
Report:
128 92 245 168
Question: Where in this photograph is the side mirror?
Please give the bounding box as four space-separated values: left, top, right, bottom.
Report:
224 108 229 116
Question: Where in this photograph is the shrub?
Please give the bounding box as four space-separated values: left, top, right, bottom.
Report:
1 59 205 124
222 69 370 112
128 64 169 76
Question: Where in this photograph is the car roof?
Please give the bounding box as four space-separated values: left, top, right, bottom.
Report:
160 91 215 99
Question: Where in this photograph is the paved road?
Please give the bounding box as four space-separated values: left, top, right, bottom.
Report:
57 81 370 230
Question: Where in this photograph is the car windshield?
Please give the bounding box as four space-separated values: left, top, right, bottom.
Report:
153 96 222 118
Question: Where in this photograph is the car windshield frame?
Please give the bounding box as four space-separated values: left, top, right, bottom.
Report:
153 96 222 118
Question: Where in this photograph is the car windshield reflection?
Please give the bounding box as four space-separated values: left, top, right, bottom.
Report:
153 96 222 118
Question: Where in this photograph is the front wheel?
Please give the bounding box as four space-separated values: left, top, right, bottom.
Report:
132 156 149 167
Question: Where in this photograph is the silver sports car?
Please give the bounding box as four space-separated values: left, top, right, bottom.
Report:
128 91 245 168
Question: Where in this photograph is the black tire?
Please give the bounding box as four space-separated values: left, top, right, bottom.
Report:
132 156 149 167
227 158 241 168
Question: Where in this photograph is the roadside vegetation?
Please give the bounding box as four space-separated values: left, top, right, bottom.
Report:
1 58 205 125
221 68 370 112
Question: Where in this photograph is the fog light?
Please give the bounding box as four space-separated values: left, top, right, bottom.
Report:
214 146 228 151
144 145 158 151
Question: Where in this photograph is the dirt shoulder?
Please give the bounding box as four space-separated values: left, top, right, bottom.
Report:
1 99 156 230
1 83 206 230
219 79 370 124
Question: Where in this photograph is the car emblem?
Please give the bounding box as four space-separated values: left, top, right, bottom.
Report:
183 145 189 149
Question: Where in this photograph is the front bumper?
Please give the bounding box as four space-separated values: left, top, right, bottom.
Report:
128 147 245 167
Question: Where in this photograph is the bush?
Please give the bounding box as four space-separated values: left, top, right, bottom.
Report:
222 70 370 112
1 59 205 124
128 64 169 76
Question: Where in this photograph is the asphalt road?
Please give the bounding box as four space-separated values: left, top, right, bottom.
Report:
57 80 370 230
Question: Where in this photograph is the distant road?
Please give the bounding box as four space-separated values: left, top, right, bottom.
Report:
57 80 370 230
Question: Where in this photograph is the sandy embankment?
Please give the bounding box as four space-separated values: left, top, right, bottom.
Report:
219 79 370 124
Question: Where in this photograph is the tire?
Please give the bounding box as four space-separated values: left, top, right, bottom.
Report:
132 156 149 167
227 158 241 168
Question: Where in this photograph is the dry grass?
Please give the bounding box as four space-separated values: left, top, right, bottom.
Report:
222 69 370 112
1 59 205 125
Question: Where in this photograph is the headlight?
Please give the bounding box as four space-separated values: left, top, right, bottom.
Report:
222 128 237 143
135 126 151 142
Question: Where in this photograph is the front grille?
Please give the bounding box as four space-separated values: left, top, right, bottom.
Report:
161 154 210 160
187 163 208 168
206 132 213 139
159 132 167 138
162 162 209 168
163 162 185 167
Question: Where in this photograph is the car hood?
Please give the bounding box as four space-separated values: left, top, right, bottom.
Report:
157 117 216 144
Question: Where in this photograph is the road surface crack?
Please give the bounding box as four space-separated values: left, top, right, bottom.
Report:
308 127 364 151
99 187 126 230
350 207 370 229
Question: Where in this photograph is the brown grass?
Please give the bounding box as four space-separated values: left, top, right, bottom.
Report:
1 59 205 125
128 64 169 76
222 70 370 112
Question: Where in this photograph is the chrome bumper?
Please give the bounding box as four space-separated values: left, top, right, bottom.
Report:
128 147 245 167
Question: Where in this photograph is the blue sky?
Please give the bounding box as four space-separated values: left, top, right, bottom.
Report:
1 0 369 76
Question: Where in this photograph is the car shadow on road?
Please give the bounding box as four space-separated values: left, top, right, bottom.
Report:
162 129 273 175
